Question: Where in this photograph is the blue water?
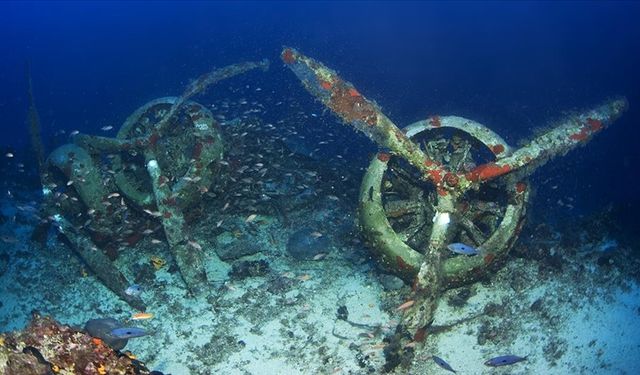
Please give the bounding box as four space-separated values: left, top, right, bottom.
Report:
1 1 639 373
2 1 638 217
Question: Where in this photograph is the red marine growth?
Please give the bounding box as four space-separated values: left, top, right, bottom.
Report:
326 81 378 126
192 142 203 159
491 144 505 155
569 118 604 142
429 115 442 127
148 132 160 147
443 172 459 187
281 49 296 64
377 152 391 162
320 80 332 90
466 163 511 182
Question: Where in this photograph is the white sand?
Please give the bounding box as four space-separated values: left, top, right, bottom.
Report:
2 195 639 374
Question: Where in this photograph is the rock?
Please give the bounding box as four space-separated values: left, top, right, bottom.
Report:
530 298 544 312
229 260 270 279
378 274 405 291
286 227 330 260
216 239 264 261
448 287 474 308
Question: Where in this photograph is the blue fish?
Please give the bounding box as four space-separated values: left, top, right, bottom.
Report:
484 354 527 367
110 327 148 339
432 355 457 373
447 243 478 256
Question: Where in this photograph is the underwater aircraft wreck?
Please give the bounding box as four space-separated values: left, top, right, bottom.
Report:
36 59 269 310
280 46 627 351
6 46 627 373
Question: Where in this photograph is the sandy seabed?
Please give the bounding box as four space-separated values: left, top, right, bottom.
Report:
1 192 639 375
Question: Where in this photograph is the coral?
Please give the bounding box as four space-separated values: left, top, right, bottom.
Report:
0 313 152 374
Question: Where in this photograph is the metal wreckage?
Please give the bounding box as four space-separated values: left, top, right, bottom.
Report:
38 59 270 310
280 47 627 358
17 48 627 370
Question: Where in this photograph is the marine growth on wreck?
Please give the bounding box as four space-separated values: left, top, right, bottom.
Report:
2 3 640 374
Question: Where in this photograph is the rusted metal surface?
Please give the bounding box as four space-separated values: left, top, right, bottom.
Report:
281 47 445 190
283 47 628 346
41 59 269 306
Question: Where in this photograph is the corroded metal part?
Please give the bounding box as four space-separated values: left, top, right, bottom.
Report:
73 134 146 154
403 183 530 332
496 98 628 183
146 158 207 294
281 47 444 187
112 97 223 208
403 116 514 195
42 59 269 305
156 59 269 135
401 193 453 331
51 215 145 311
43 143 125 244
45 144 110 215
359 118 529 284
358 158 424 280
43 145 144 310
356 116 531 337
405 116 512 157
283 47 627 349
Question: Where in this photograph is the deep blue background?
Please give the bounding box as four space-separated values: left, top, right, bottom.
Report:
1 1 639 224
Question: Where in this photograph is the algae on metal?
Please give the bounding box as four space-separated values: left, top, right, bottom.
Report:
282 47 628 345
40 59 269 306
51 215 146 311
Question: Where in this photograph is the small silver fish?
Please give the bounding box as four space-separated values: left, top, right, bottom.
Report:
484 355 527 367
124 284 142 297
432 355 456 373
447 243 479 256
